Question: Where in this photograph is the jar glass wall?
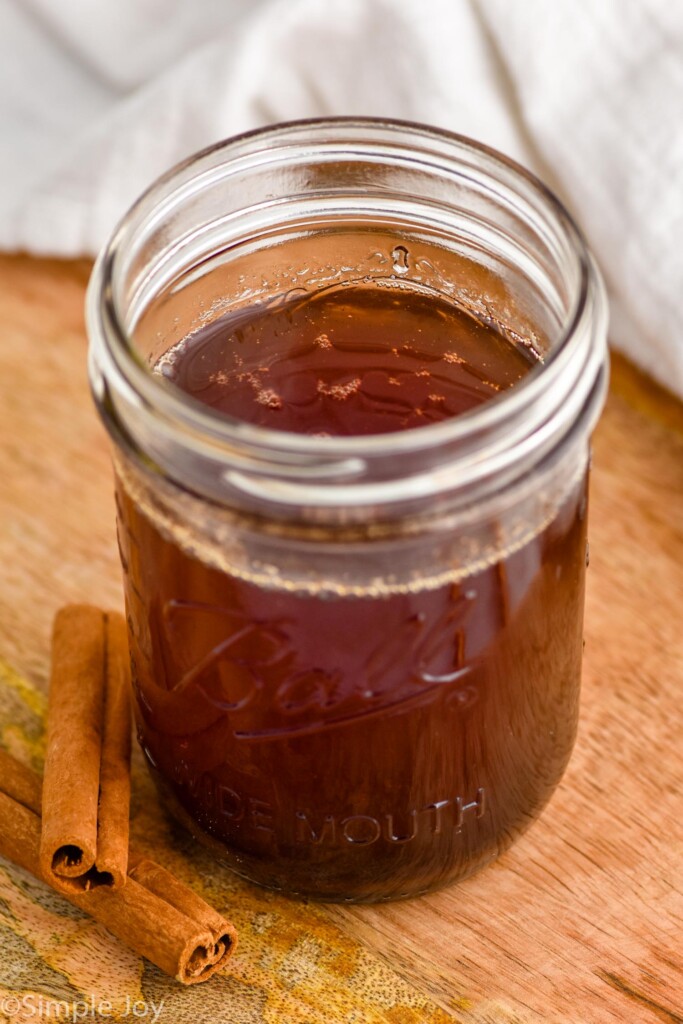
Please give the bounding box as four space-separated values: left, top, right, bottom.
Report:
88 119 608 902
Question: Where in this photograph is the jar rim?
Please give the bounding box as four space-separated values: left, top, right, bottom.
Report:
88 117 608 515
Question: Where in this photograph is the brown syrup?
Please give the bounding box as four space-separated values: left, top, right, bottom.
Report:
118 284 587 900
157 284 533 433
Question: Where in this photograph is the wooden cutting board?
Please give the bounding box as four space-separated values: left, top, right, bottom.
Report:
0 255 681 1024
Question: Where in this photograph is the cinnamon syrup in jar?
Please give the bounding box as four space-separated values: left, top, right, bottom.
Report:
117 282 588 901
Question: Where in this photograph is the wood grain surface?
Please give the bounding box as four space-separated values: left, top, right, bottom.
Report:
0 255 681 1024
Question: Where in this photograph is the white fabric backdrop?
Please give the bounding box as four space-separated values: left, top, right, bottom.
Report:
2 0 682 396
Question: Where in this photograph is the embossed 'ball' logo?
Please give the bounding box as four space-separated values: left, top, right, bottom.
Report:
160 589 478 741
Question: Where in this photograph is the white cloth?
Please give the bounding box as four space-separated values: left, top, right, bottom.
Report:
2 0 682 396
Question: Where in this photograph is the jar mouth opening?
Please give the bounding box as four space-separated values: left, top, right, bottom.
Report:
88 117 608 512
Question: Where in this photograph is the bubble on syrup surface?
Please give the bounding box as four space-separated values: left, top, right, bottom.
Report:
391 245 409 275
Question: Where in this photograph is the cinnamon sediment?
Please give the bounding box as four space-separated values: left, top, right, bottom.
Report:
40 605 131 893
0 756 237 985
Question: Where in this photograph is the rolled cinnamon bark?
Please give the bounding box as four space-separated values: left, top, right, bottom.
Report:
129 858 235 981
40 605 105 886
96 612 132 889
0 747 42 812
0 760 237 985
40 606 131 892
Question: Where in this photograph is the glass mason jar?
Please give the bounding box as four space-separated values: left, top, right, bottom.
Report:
87 118 608 902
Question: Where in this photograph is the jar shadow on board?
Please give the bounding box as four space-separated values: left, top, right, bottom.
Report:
87 118 608 903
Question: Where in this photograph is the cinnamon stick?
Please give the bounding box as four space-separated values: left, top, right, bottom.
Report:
0 747 42 812
40 605 131 893
128 859 236 982
96 612 132 888
0 757 237 985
